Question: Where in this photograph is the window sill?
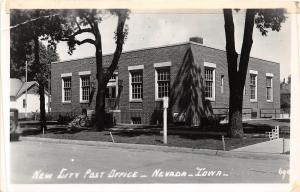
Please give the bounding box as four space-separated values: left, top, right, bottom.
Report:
129 99 143 103
62 101 71 104
205 97 215 102
129 108 143 111
109 109 121 112
267 100 273 103
250 99 257 103
80 101 89 104
155 98 166 101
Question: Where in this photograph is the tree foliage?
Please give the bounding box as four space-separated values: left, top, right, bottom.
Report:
10 9 61 82
255 9 286 36
10 9 62 129
11 40 59 88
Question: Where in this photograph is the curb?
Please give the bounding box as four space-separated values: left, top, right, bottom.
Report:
20 136 289 160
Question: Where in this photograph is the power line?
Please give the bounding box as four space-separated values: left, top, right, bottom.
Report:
10 14 60 29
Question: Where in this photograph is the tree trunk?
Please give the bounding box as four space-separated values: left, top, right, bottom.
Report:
33 36 47 131
224 9 256 138
223 9 243 138
228 83 244 138
93 12 127 130
94 41 106 131
95 76 106 130
39 82 47 131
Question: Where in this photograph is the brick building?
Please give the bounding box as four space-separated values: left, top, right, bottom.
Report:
51 37 280 125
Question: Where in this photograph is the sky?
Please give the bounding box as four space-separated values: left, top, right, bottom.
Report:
56 10 292 80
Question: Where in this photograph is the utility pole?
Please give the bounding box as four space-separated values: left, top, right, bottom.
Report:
48 63 51 113
25 60 28 118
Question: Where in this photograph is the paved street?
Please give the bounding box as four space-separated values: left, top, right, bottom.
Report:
10 140 289 184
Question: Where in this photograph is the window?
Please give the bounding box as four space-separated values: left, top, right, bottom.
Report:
249 71 258 102
154 61 172 100
221 75 224 94
266 74 273 101
128 65 144 102
23 99 26 108
130 70 143 100
62 77 72 102
109 74 117 81
157 68 170 99
105 86 116 98
131 117 141 124
204 67 215 100
111 86 116 98
80 75 90 102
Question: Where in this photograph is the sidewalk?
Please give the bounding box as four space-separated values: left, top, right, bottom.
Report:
231 138 290 154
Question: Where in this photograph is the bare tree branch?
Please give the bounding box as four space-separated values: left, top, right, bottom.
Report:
105 11 128 81
75 19 82 31
238 9 256 84
81 13 95 31
75 39 95 45
60 37 95 45
71 28 93 38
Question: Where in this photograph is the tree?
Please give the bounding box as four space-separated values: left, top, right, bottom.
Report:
223 9 286 138
280 75 291 112
59 9 130 130
11 41 59 87
10 9 62 130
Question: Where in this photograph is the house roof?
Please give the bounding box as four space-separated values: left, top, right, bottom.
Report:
10 78 23 97
52 41 280 65
10 78 39 98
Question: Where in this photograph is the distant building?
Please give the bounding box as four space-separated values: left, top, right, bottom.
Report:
280 76 291 112
10 78 50 119
51 37 280 125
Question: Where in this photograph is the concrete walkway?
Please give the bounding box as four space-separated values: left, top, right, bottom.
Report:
232 138 290 154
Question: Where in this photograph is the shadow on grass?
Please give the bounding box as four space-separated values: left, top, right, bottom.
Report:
243 123 274 134
21 119 289 143
21 129 41 136
22 128 85 136
175 133 223 140
243 122 290 134
110 130 160 137
273 119 290 123
111 130 224 140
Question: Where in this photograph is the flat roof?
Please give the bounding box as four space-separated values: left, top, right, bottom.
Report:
52 41 279 65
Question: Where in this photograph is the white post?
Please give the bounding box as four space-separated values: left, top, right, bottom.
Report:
222 135 226 151
109 132 115 143
282 137 285 153
163 97 168 144
25 60 28 118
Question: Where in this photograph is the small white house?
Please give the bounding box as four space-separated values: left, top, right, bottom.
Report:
10 78 50 119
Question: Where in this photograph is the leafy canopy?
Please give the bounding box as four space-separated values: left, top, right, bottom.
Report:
255 9 287 36
56 9 130 54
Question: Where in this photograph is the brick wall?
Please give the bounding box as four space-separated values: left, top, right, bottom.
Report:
51 42 280 124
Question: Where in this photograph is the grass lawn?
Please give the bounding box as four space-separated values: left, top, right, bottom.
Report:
20 119 289 151
24 129 269 151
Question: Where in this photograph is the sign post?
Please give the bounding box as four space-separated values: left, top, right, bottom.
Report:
163 97 169 144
